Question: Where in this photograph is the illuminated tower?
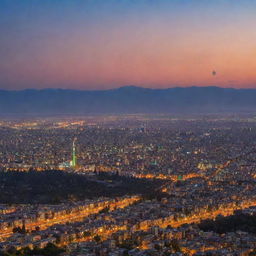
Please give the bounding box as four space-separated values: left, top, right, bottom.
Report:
71 139 77 168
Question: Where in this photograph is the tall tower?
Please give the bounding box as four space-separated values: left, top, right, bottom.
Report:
71 138 77 168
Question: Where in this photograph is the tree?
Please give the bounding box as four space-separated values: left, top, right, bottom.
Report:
83 231 91 237
94 235 101 243
171 239 181 252
154 244 161 251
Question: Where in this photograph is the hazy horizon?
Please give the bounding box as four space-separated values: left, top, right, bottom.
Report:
2 85 256 92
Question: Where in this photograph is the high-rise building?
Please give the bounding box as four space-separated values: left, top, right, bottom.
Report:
71 139 77 168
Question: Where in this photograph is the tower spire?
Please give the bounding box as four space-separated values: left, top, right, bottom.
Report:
71 138 77 168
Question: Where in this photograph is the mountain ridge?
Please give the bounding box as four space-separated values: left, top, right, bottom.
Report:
0 86 256 115
1 85 255 92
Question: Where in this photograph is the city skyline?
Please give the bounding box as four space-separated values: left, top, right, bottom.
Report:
1 0 256 90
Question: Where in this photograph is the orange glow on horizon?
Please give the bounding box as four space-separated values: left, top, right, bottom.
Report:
1 0 256 89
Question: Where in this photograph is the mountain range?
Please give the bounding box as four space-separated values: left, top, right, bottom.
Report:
0 86 256 115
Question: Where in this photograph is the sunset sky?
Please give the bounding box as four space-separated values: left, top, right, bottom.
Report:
1 0 256 90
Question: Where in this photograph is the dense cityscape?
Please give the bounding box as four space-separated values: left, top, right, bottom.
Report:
0 115 256 255
2 0 256 255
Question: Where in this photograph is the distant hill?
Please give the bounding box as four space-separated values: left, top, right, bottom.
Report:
0 86 256 115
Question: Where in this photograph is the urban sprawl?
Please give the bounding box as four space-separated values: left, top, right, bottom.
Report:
0 115 256 256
